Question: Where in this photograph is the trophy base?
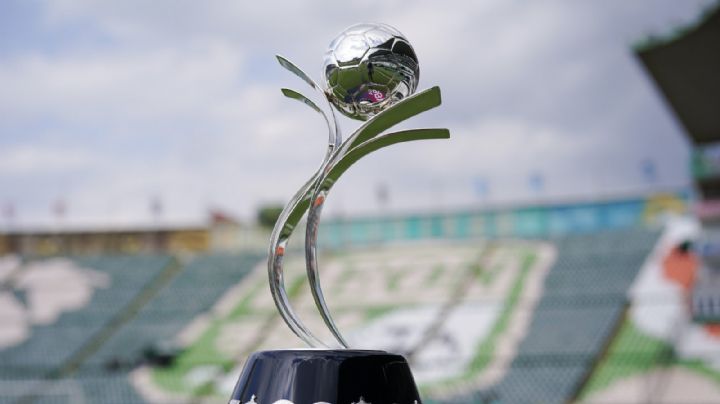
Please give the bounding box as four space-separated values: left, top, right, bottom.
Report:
228 349 421 404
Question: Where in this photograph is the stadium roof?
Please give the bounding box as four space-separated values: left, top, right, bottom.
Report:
0 220 207 236
636 4 720 144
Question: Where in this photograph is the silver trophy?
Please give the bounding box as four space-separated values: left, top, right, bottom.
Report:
230 23 449 404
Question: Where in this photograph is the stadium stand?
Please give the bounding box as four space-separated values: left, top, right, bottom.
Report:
77 253 261 375
438 228 660 403
0 229 663 403
0 255 172 379
0 253 262 403
0 255 173 403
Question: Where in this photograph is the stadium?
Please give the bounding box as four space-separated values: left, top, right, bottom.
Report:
1 2 720 404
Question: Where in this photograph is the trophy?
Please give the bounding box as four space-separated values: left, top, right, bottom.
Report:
229 23 449 404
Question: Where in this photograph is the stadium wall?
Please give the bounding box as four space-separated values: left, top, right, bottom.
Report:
0 228 209 256
318 192 688 248
0 192 688 256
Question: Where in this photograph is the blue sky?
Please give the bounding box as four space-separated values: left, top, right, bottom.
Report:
0 0 715 228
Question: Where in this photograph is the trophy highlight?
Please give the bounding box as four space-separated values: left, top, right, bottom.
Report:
229 23 450 404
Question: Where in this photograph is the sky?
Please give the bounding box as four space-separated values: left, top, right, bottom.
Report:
0 0 716 229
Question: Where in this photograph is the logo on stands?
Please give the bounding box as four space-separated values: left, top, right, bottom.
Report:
361 89 385 103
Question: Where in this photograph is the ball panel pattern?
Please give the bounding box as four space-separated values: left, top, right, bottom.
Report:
323 23 419 121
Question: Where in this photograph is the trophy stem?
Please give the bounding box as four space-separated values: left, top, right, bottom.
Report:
271 54 449 349
267 60 343 347
305 189 350 348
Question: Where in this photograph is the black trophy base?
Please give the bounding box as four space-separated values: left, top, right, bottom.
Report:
229 349 421 404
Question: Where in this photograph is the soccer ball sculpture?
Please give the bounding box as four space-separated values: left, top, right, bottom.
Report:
323 23 420 121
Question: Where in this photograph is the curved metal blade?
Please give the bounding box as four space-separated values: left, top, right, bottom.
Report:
305 128 450 347
343 86 442 153
269 59 346 347
327 128 450 184
268 172 328 348
281 88 324 115
281 88 338 161
277 55 342 151
276 55 323 91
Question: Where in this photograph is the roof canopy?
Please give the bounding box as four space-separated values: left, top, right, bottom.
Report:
637 6 720 144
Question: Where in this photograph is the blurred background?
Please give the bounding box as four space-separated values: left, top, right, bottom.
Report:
1 0 719 402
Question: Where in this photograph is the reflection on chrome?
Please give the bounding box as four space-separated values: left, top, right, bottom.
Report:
323 23 419 121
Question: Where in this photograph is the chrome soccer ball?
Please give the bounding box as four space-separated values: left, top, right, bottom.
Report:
323 23 420 121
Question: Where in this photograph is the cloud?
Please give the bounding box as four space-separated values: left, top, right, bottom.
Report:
0 40 244 124
0 0 711 226
0 144 97 175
